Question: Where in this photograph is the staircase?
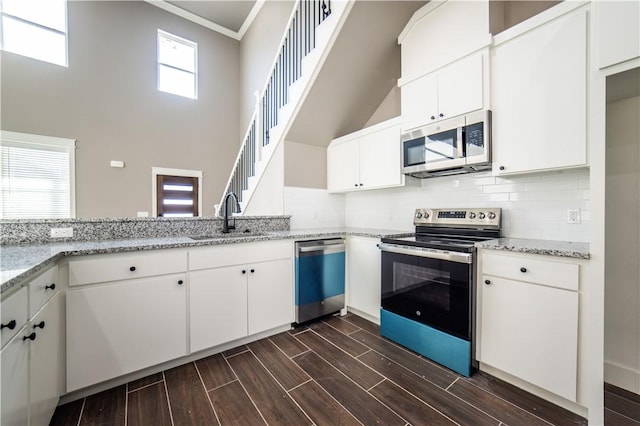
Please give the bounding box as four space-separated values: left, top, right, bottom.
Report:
218 0 352 214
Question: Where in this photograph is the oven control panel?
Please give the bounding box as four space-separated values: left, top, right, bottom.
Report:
414 208 501 227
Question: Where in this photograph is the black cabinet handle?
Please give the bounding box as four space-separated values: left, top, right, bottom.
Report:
45 283 56 290
430 115 436 120
23 332 36 341
499 166 505 171
439 113 444 118
178 280 184 285
33 321 45 329
354 184 358 187
242 270 246 274
129 266 136 272
520 267 527 273
1 320 16 330
359 183 363 187
250 269 255 273
484 279 491 285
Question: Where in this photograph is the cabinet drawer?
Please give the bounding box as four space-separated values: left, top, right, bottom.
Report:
1 287 28 349
189 240 293 271
482 252 579 291
68 250 187 286
28 265 59 317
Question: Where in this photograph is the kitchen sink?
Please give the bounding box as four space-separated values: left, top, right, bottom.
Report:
188 232 267 241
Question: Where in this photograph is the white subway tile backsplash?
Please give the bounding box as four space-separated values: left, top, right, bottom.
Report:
284 187 345 229
344 169 590 242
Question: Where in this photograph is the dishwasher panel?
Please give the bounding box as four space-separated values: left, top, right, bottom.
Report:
295 239 346 324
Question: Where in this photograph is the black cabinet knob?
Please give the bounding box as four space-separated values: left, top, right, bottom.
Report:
250 269 255 273
354 184 358 187
359 183 363 187
129 266 136 272
45 283 56 290
178 280 184 285
33 321 45 329
484 279 491 285
430 115 436 120
23 332 36 341
499 166 505 171
520 267 527 273
1 320 16 330
242 270 246 274
439 113 444 118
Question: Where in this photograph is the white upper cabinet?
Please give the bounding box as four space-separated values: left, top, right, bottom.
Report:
595 0 640 69
401 52 485 131
491 6 588 175
399 0 492 81
327 117 404 193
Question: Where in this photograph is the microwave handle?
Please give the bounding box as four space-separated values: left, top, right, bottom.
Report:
457 126 464 159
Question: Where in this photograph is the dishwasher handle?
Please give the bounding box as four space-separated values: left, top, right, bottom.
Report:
298 243 346 253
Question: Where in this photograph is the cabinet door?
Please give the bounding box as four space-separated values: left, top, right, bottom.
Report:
29 292 64 426
401 73 439 131
346 237 381 322
1 325 29 426
1 287 28 349
359 124 403 190
189 267 248 353
438 53 484 120
596 1 640 69
491 8 587 175
479 276 578 401
327 139 360 192
67 274 187 392
248 259 293 335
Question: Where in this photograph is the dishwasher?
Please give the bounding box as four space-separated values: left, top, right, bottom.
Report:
294 238 346 325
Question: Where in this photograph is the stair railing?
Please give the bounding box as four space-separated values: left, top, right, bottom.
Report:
219 0 332 212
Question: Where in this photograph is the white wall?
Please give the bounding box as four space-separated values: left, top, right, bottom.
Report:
283 187 345 229
605 95 640 393
344 169 591 241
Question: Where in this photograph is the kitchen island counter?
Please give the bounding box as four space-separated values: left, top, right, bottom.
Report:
1 227 410 294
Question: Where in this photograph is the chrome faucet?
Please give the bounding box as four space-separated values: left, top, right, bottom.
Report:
222 192 241 233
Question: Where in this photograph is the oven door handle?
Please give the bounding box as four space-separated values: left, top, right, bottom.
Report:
377 243 472 264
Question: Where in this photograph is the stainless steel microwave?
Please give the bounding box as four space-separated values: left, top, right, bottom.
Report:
402 110 491 178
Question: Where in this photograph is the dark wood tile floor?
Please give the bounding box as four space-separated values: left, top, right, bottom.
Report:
605 383 640 426
51 313 596 426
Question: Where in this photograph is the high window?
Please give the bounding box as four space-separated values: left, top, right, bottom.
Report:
152 167 202 217
157 30 197 99
1 131 76 219
0 0 68 67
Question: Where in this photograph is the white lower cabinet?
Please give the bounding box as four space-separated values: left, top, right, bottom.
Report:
1 323 29 426
478 250 579 402
29 292 65 426
1 268 64 426
247 258 293 335
346 236 381 322
190 266 248 352
189 242 293 353
66 273 187 392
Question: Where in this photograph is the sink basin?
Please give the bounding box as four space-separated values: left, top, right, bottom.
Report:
188 232 266 241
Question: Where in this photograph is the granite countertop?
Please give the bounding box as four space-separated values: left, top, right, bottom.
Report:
1 227 410 295
475 237 590 259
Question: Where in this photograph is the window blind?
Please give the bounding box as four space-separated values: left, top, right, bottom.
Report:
1 133 75 219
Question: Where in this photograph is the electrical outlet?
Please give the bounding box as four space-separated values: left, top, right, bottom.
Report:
50 227 73 238
567 209 581 224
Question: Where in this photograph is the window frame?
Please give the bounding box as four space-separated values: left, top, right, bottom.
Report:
151 167 203 218
0 130 76 219
0 0 69 67
157 29 198 99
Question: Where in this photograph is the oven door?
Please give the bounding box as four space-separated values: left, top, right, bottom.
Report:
379 243 473 340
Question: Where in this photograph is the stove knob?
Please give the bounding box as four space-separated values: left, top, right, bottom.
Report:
415 212 423 219
478 212 486 219
423 212 430 219
469 212 476 219
488 212 496 220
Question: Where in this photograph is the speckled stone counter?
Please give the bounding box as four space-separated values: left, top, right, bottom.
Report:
475 238 590 259
1 227 409 295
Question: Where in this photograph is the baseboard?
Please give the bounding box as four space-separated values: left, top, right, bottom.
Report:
605 360 640 394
